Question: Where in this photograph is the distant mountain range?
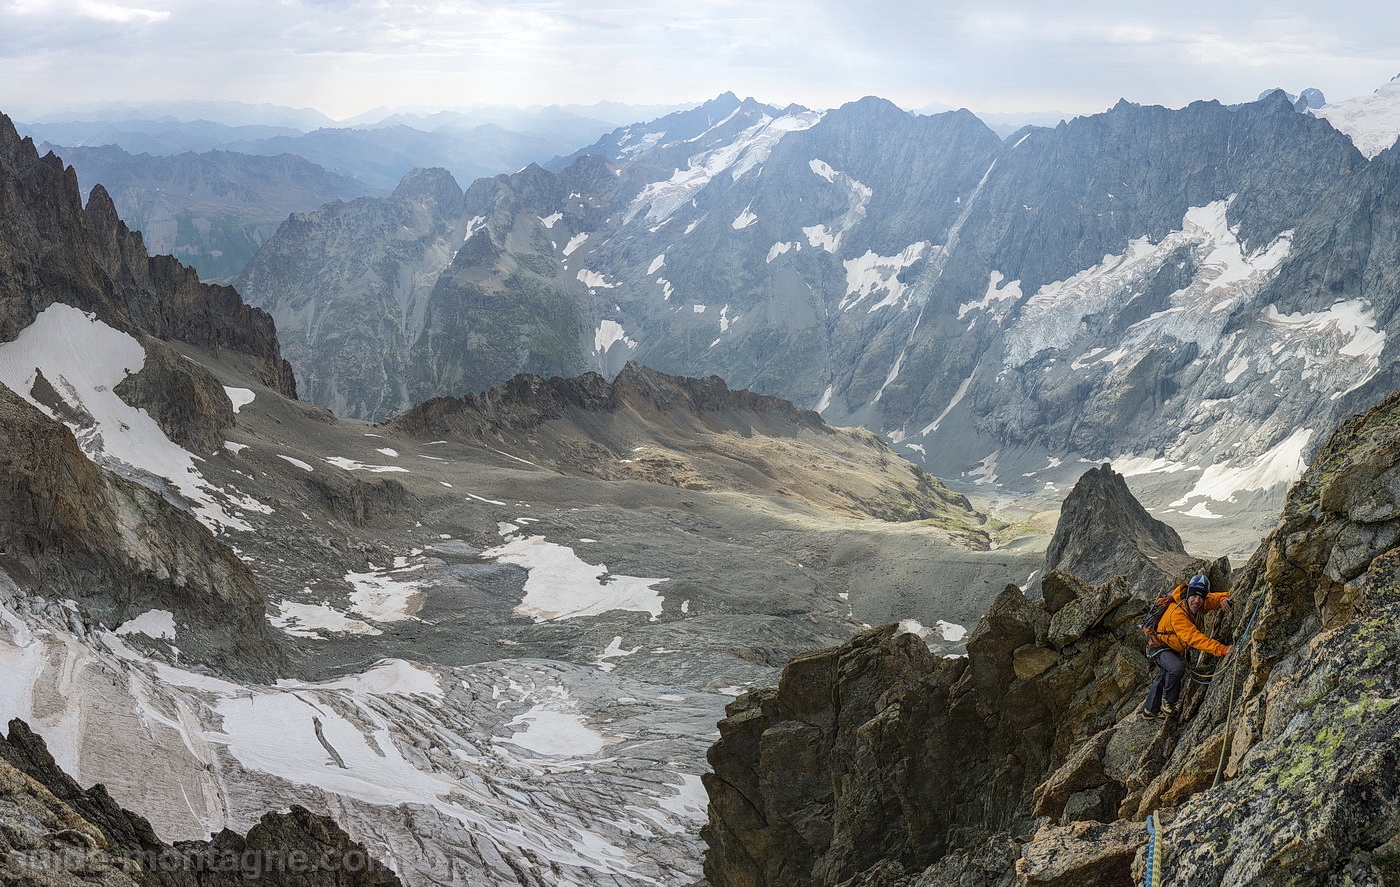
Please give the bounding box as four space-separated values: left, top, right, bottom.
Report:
16 99 693 190
14 100 696 280
230 81 1400 558
40 143 369 281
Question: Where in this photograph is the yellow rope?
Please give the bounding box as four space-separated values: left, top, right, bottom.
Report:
1212 586 1267 787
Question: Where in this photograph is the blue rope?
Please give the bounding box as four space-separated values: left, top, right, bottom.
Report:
1145 810 1163 887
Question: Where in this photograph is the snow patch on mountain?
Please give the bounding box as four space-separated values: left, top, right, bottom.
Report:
1109 454 1199 478
809 158 838 183
483 532 667 623
918 373 975 437
539 212 563 229
1170 428 1313 507
0 303 262 532
766 241 799 263
648 254 666 274
1314 77 1400 159
1003 199 1293 367
269 600 381 638
596 636 640 672
595 320 638 353
732 205 758 229
626 110 822 225
224 386 254 412
115 610 177 640
802 160 873 253
499 706 609 756
344 561 428 622
618 130 666 158
966 452 1000 485
958 271 1023 326
841 242 931 311
323 457 408 473
578 269 618 290
563 232 589 256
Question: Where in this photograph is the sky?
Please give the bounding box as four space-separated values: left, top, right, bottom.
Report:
2 0 1399 123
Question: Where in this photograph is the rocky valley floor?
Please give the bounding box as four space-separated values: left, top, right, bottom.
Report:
0 331 1045 886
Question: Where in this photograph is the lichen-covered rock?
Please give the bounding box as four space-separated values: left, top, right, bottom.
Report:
1129 387 1400 883
1046 575 1132 649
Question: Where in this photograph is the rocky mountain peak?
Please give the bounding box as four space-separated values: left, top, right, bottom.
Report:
1041 463 1198 598
610 361 827 428
389 165 463 208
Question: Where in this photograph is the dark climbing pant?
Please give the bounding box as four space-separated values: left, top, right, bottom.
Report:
1144 648 1185 714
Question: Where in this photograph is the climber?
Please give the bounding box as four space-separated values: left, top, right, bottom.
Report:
1141 573 1232 720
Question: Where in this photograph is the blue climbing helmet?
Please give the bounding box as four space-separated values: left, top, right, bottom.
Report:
1186 574 1210 597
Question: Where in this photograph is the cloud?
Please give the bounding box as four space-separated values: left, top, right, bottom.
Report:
0 0 1397 120
77 1 169 23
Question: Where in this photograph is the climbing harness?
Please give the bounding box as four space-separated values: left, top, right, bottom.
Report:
1141 588 1265 885
1144 809 1164 887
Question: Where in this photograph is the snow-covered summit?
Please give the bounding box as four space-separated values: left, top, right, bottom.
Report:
1314 75 1400 159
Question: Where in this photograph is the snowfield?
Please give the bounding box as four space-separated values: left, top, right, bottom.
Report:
0 575 723 887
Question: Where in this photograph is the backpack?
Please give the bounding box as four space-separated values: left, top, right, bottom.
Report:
1140 592 1177 648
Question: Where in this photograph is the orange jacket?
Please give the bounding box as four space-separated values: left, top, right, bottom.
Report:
1154 584 1230 656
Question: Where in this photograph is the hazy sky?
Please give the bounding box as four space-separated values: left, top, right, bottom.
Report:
2 0 1398 121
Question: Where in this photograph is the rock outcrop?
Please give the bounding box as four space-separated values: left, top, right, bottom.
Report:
0 115 295 400
0 385 283 680
702 382 1400 886
1041 463 1198 599
392 361 988 530
0 718 401 886
701 572 1185 887
0 111 302 680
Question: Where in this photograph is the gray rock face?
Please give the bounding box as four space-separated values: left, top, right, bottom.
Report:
701 571 1160 887
0 385 284 681
232 90 1400 551
1041 463 1197 599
